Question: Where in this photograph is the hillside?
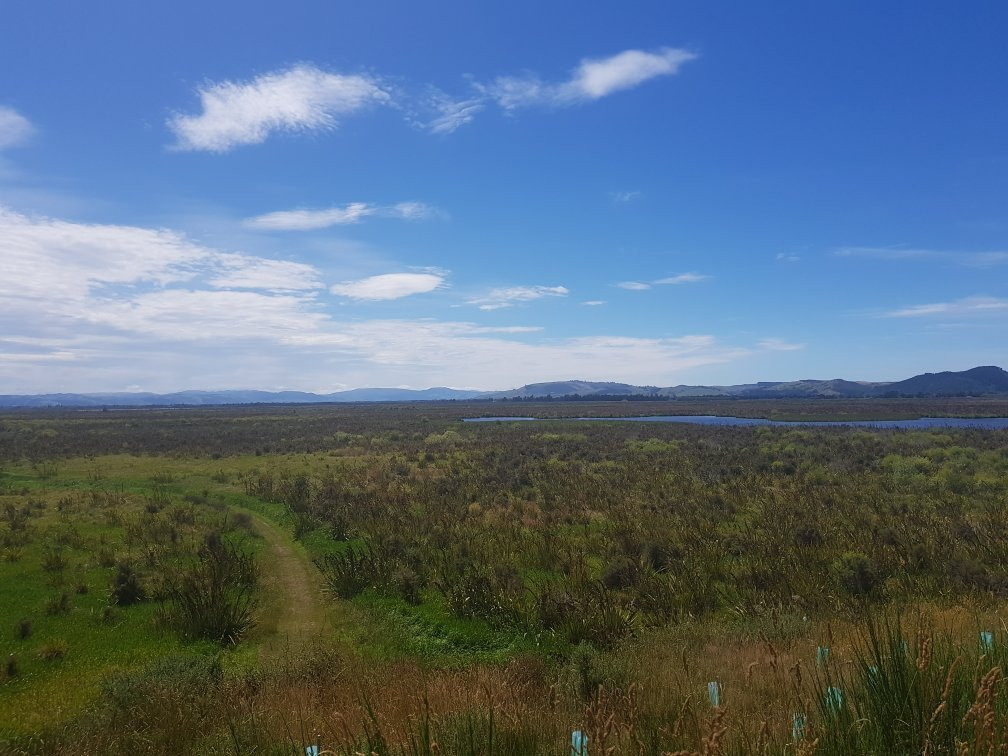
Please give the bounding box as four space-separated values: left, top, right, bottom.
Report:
0 366 1005 407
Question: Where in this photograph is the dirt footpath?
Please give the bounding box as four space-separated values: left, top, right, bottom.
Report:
248 512 331 657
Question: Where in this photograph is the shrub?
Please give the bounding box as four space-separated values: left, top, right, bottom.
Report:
15 618 32 640
161 542 258 644
41 546 67 572
833 550 883 596
316 544 387 600
97 545 116 568
111 561 146 606
37 639 69 661
392 565 424 605
45 592 70 615
567 641 604 701
601 557 637 589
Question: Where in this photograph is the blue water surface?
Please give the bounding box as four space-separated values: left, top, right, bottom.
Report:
463 416 1008 430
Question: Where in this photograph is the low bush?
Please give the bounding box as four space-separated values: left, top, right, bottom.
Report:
161 541 258 644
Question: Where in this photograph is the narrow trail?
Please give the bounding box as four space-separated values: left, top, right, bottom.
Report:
247 512 332 659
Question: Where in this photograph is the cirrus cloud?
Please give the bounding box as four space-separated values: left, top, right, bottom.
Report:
837 246 1008 267
168 64 389 152
467 285 569 310
618 273 709 290
884 296 1008 318
330 272 446 301
245 201 438 231
484 47 697 110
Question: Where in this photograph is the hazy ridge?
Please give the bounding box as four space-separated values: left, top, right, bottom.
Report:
1 366 1006 407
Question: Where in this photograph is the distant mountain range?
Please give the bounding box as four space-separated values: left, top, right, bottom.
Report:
1 366 1006 408
497 366 1008 400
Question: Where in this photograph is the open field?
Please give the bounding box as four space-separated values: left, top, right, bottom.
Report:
2 399 1008 754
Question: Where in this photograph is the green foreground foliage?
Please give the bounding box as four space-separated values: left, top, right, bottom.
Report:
0 398 1007 753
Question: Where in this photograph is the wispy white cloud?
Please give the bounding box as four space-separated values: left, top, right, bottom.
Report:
617 281 651 291
0 106 33 150
391 201 438 220
330 272 446 301
483 47 696 110
837 246 1008 267
654 273 709 285
206 253 321 291
776 252 801 263
426 95 484 134
884 296 1008 318
619 273 709 290
468 285 569 310
247 202 372 230
757 338 805 351
168 48 695 147
245 200 438 231
0 207 324 303
285 327 748 391
610 190 642 203
582 300 606 306
168 64 389 152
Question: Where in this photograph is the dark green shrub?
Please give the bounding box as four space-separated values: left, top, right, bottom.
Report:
97 545 116 568
37 639 68 661
14 618 31 640
162 543 258 644
601 557 637 589
41 546 67 572
45 592 70 615
111 561 146 606
833 550 883 596
316 544 387 600
393 565 424 605
567 641 604 701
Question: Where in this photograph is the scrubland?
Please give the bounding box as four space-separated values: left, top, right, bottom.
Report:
1 399 1008 754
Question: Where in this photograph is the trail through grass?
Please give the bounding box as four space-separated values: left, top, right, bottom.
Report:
246 512 333 659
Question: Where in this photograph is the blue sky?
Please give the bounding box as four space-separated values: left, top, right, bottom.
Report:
1 1 1006 393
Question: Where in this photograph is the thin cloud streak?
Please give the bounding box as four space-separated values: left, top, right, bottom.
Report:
245 201 438 231
884 296 1008 318
610 190 642 203
330 273 446 301
757 338 805 351
426 95 484 134
654 273 709 285
837 246 1008 267
483 47 696 109
468 285 569 310
618 273 709 290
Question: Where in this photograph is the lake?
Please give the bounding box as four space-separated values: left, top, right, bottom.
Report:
463 415 1008 430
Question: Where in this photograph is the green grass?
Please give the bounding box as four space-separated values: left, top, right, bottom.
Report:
0 458 268 736
352 590 563 664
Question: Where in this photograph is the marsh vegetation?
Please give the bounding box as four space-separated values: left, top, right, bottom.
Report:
1 398 1008 753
